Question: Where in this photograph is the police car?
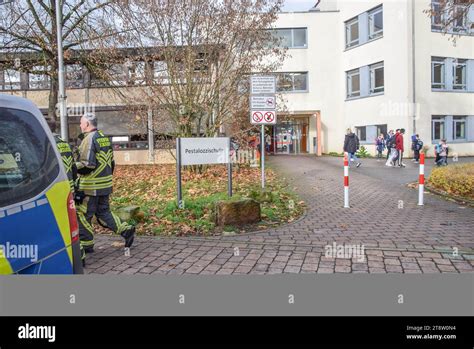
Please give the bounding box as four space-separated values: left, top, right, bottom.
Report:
0 94 83 274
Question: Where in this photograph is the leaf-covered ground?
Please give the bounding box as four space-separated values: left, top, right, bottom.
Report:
108 164 305 236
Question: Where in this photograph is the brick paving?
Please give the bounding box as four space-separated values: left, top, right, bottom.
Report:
86 156 474 274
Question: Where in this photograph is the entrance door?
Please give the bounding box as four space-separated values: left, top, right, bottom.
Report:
301 125 308 153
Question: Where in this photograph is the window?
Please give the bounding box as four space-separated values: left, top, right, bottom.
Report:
153 61 169 84
431 0 473 34
108 64 127 86
368 5 383 39
431 0 445 31
453 116 466 140
276 72 308 92
3 70 21 90
432 116 446 140
28 66 50 90
370 62 384 93
346 69 360 98
431 57 445 89
356 126 367 142
128 61 146 85
453 59 467 90
345 17 359 48
376 124 387 138
66 64 84 88
0 107 60 207
270 28 307 48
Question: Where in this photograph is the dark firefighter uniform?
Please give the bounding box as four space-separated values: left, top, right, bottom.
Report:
75 129 135 253
54 135 86 264
54 135 77 192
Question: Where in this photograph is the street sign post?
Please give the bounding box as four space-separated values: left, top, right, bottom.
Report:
250 76 277 189
176 137 232 208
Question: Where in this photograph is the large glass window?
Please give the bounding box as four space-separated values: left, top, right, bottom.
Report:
368 5 383 39
346 69 360 98
270 28 307 48
0 108 60 207
3 70 21 90
431 57 446 89
153 61 170 84
276 72 308 92
432 116 446 141
28 66 50 90
453 116 466 140
356 126 367 142
431 0 445 31
453 59 467 90
345 17 359 48
370 62 384 94
66 64 84 88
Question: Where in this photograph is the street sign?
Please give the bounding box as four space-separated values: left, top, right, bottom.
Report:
179 137 230 166
251 110 276 125
250 76 276 95
250 95 276 110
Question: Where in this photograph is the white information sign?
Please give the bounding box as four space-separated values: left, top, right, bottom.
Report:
250 95 276 110
250 76 276 95
180 137 230 165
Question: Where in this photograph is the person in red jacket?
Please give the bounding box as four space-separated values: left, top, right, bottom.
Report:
395 128 406 168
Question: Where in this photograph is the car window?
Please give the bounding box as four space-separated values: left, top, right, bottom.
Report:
0 107 59 207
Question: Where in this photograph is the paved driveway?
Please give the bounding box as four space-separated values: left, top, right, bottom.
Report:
85 156 474 274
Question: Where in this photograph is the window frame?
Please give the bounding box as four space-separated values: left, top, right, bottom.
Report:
368 5 383 40
432 116 446 141
369 62 384 94
452 59 467 90
355 126 367 142
431 57 446 89
276 72 308 93
346 68 361 99
345 17 360 49
270 28 308 49
453 116 467 140
28 65 50 90
2 69 21 90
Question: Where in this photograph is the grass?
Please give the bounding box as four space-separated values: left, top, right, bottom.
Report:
108 164 305 236
428 163 474 200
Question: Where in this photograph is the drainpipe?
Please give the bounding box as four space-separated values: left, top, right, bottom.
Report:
411 0 417 134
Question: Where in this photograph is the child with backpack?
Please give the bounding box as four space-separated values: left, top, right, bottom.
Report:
375 134 385 161
435 139 448 166
413 134 423 163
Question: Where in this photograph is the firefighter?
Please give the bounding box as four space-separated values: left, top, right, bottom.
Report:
53 134 77 193
53 134 87 265
75 112 135 254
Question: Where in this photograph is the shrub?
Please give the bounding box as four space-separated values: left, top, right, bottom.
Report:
428 163 474 200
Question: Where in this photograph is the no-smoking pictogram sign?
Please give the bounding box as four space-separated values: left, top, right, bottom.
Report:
264 112 275 122
250 110 276 125
252 111 264 123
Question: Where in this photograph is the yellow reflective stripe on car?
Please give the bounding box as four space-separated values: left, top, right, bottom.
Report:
45 181 73 265
0 254 14 274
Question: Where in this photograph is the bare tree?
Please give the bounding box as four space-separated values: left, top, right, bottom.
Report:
106 0 287 144
426 0 473 43
0 0 120 130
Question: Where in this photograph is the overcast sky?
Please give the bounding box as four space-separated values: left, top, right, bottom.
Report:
282 0 318 12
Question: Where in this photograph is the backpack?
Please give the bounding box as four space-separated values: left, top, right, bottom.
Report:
415 140 423 151
386 136 395 148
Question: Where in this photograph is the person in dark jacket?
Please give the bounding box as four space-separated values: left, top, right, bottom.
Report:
343 128 361 168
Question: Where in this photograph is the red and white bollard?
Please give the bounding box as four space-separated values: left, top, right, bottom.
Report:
418 153 425 206
344 153 350 208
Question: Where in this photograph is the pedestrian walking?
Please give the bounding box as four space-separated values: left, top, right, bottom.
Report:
343 128 361 168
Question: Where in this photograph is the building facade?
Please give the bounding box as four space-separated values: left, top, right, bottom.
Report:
271 0 474 157
1 0 473 162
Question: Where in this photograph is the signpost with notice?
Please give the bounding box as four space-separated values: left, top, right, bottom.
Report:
176 137 232 208
250 76 277 189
